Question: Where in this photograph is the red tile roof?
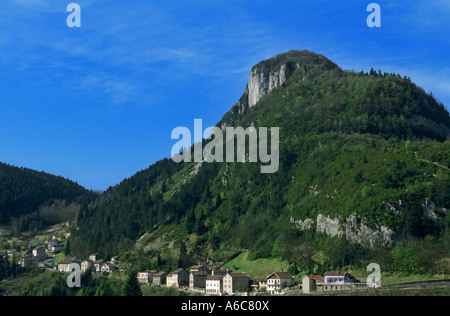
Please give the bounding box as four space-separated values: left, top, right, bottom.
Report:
207 275 224 281
305 275 323 280
230 273 249 278
191 271 208 276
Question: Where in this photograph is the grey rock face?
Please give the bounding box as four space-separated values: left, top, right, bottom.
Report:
290 217 314 230
423 199 448 222
247 63 289 109
316 214 343 237
345 214 395 248
290 213 396 248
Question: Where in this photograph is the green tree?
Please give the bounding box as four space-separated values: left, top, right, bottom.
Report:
109 282 121 296
123 271 143 296
405 140 412 151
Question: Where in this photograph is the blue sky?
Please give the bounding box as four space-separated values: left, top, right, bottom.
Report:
0 0 449 190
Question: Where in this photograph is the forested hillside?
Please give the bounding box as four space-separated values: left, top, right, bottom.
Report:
69 50 450 275
0 163 88 230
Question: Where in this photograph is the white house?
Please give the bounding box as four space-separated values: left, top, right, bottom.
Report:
138 271 153 285
206 275 224 295
166 273 175 287
89 253 103 262
265 272 293 295
324 271 351 285
100 263 110 274
100 262 117 274
93 260 105 273
168 268 189 287
58 258 75 272
322 271 353 291
81 260 94 273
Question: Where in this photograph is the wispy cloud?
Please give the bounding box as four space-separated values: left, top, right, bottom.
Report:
0 1 272 108
1 1 448 110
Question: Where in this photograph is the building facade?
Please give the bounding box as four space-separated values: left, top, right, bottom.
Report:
153 272 167 285
223 273 250 294
206 275 224 295
302 275 324 294
172 268 189 287
190 271 208 290
265 272 293 295
81 260 94 273
32 246 46 262
138 271 153 285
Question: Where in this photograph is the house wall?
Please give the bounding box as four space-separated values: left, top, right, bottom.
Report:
324 275 350 285
205 280 222 295
267 277 291 295
33 248 46 261
179 270 189 286
302 278 316 294
81 261 94 273
190 274 207 289
224 276 250 294
153 274 167 285
223 275 232 294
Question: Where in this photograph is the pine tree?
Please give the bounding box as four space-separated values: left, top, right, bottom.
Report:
0 255 6 281
215 193 222 209
123 271 143 296
109 282 121 296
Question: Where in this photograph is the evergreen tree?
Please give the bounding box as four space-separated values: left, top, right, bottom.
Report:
123 271 143 296
109 282 121 296
0 255 6 281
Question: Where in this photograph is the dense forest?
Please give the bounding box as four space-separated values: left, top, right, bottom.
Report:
0 163 89 232
67 51 450 274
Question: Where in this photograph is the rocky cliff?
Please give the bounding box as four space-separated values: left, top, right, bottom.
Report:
247 63 290 108
290 198 448 248
291 214 395 248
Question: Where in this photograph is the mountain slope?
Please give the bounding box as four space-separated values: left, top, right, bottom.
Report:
0 162 88 227
70 50 450 274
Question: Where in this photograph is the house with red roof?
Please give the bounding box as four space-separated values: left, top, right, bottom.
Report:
302 275 324 294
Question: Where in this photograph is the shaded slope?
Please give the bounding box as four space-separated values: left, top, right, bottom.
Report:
0 162 88 224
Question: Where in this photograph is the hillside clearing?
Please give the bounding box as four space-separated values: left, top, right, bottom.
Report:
221 252 290 280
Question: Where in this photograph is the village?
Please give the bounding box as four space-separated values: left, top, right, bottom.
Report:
134 266 370 295
1 236 374 295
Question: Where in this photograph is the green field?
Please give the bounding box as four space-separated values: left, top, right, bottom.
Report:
381 273 449 286
52 253 66 264
345 267 449 286
221 252 290 280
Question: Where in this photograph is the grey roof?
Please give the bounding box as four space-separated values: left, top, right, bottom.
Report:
266 272 293 280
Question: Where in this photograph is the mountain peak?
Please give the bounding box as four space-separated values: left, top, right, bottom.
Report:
227 50 339 118
251 50 336 72
220 50 450 141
